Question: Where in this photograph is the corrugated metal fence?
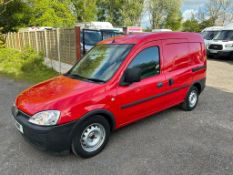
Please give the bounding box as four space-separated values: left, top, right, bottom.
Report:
5 28 80 73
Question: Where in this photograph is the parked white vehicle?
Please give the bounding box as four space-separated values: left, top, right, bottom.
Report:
19 27 54 32
207 24 233 58
152 29 172 32
77 22 114 30
76 22 123 53
201 26 223 48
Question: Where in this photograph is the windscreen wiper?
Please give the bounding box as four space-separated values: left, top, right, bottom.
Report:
64 73 86 80
86 78 106 83
65 73 105 83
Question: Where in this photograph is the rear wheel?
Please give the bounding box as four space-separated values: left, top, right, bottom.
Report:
71 115 110 158
181 86 199 111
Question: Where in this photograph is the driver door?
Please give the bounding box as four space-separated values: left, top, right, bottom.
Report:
116 41 167 126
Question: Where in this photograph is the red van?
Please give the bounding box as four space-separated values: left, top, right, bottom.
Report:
12 32 206 158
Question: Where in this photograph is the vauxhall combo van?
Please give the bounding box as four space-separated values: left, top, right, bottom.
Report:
12 32 206 158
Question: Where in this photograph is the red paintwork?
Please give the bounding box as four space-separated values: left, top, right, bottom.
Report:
16 32 206 128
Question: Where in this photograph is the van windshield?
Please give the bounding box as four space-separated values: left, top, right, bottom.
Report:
214 30 233 41
66 44 133 82
202 31 220 40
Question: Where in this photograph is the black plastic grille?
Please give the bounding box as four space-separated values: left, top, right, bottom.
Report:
209 44 223 50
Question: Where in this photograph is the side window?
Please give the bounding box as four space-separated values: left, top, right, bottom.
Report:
127 47 160 79
163 42 190 71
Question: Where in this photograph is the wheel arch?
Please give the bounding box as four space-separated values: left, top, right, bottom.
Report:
72 109 116 132
192 78 206 94
193 82 202 94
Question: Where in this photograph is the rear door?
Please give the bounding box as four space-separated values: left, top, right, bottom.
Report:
116 41 168 126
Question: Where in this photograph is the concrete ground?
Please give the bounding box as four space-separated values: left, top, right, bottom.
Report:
0 58 233 175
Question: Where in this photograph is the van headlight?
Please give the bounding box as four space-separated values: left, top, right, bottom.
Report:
225 44 233 48
28 110 60 126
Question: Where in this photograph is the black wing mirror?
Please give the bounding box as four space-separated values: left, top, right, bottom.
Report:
121 67 141 86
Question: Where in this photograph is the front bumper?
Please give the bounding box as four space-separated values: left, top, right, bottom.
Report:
12 109 76 153
207 50 233 58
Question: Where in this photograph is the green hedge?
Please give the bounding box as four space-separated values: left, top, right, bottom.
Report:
0 48 58 83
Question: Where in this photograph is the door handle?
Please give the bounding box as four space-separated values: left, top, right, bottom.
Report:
157 82 163 88
168 79 174 86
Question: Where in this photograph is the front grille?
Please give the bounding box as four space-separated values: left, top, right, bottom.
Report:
209 44 223 50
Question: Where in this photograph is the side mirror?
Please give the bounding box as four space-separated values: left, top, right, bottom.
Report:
121 67 141 85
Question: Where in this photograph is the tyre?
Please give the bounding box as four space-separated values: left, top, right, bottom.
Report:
181 86 199 111
71 115 110 158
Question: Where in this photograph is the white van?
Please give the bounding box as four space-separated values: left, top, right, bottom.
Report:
77 22 114 30
201 26 223 48
152 29 172 32
207 24 233 58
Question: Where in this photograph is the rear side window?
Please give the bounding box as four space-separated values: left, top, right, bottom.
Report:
163 42 190 71
127 47 160 79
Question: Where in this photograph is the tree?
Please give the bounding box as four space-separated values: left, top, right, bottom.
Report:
97 0 144 26
200 0 233 26
97 0 124 26
122 0 144 26
164 8 182 31
0 0 13 15
216 0 233 25
182 16 200 32
0 0 32 33
205 0 222 25
72 0 97 22
29 0 76 28
0 0 76 32
199 18 215 31
147 0 182 29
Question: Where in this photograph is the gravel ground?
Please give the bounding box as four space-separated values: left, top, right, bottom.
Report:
0 58 233 175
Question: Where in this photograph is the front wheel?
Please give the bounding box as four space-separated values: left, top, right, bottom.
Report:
71 115 110 158
181 86 199 111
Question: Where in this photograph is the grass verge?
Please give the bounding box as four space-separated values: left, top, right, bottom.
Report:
0 47 58 83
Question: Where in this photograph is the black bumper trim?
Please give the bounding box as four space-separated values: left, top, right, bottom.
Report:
12 111 76 152
192 65 206 72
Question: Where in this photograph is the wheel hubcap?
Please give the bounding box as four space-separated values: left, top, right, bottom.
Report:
80 123 106 152
189 90 197 108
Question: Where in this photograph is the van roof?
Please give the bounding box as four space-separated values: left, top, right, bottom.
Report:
99 32 204 45
223 23 233 30
77 21 113 30
201 26 223 32
152 29 172 32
